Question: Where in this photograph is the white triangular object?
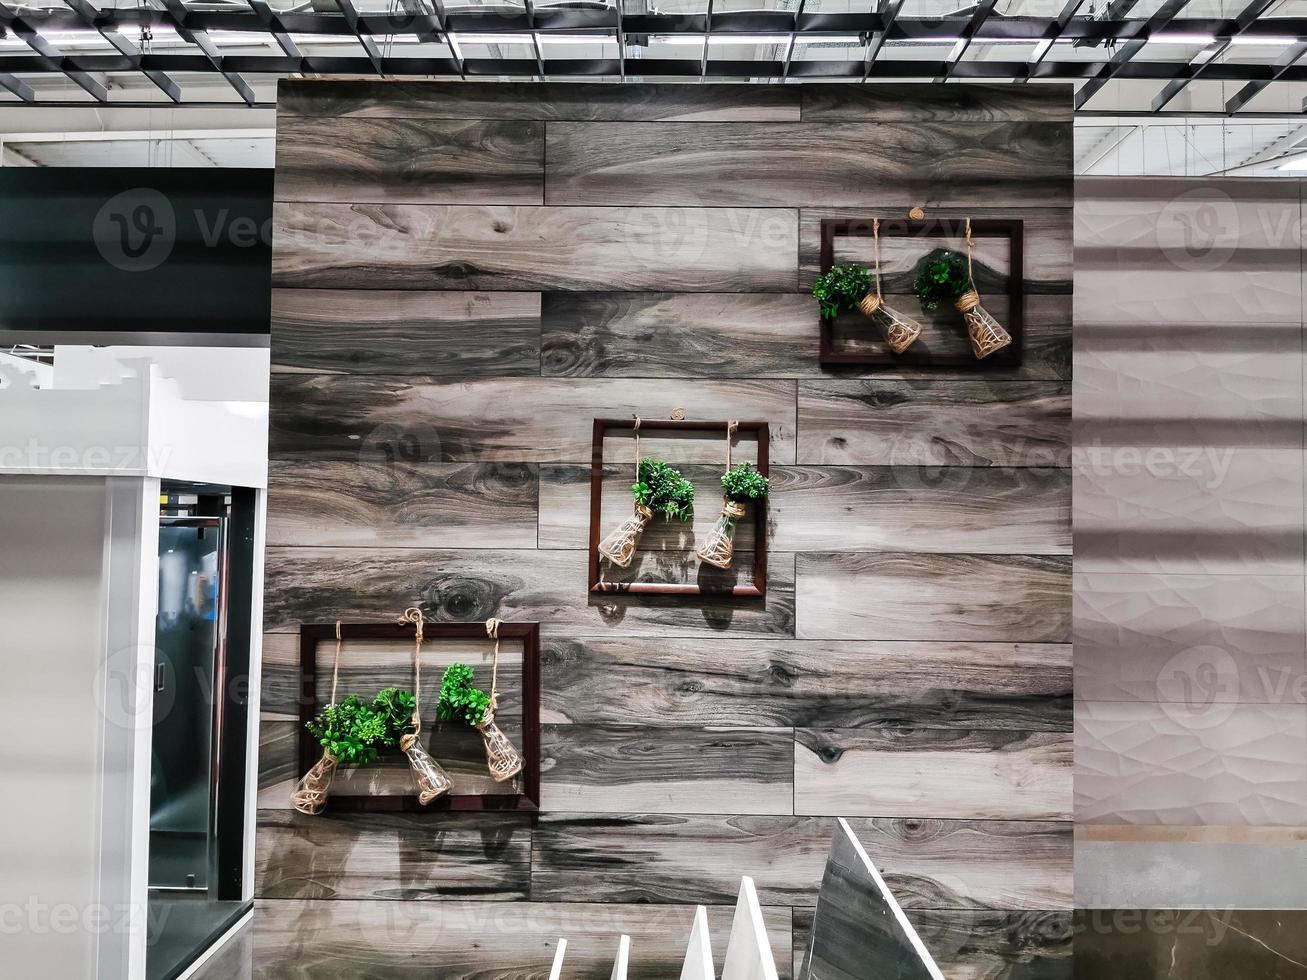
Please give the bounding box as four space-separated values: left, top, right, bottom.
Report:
609 934 631 980
721 876 779 980
548 938 567 980
680 905 716 980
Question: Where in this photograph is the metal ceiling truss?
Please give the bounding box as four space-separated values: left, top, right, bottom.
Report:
3 1 1307 112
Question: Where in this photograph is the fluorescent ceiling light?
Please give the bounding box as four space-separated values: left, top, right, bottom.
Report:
660 34 792 45
1229 35 1299 45
1147 32 1216 44
449 33 535 44
535 34 615 44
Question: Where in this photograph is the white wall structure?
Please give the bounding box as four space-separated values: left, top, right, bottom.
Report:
0 348 268 980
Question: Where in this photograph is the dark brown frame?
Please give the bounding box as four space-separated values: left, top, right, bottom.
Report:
818 217 1024 370
297 621 541 812
588 418 769 598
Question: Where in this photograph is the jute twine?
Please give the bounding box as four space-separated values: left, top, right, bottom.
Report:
958 217 981 312
397 607 425 753
857 217 885 316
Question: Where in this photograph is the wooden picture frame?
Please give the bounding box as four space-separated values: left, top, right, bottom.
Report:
818 217 1024 370
297 621 541 812
588 417 769 598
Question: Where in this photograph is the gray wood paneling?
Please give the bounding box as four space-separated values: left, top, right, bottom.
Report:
796 553 1072 642
530 814 1072 910
543 291 1071 382
272 203 799 292
256 810 533 901
541 724 795 815
769 465 1070 554
266 460 539 549
540 637 1071 731
275 118 545 204
797 380 1071 467
546 122 1071 208
792 908 1073 980
542 292 816 378
269 375 797 463
277 79 803 122
271 289 541 377
263 547 797 637
265 79 1073 980
249 897 794 979
799 85 1072 123
794 729 1074 820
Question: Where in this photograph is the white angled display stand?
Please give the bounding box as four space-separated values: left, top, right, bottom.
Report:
722 877 780 980
610 935 632 980
0 350 268 980
681 905 716 980
548 938 568 980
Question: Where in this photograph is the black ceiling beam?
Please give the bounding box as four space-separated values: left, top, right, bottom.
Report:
1074 0 1191 110
247 0 304 63
0 71 34 102
1073 0 1139 47
1025 0 1086 79
940 0 997 81
0 1 107 102
861 0 904 82
63 0 181 102
159 0 256 104
6 8 1307 44
334 0 384 75
1153 0 1279 111
1226 39 1307 113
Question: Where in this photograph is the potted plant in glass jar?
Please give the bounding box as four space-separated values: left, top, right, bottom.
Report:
293 694 391 814
438 663 523 783
696 461 769 570
373 686 452 805
812 257 922 354
913 243 1011 359
596 457 695 568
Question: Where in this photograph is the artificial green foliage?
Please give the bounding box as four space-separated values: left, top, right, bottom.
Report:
438 663 492 728
632 458 695 522
306 694 390 765
811 263 875 319
913 249 972 312
721 462 770 503
372 687 417 744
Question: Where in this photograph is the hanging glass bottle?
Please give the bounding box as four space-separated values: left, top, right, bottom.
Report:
597 502 654 568
697 498 747 569
957 218 1012 360
855 217 922 354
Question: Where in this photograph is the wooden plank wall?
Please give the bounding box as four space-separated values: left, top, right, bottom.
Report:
262 80 1073 980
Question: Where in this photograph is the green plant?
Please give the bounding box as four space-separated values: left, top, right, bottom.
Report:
720 462 770 503
632 458 695 522
372 687 417 744
811 263 874 319
913 249 972 312
306 694 389 765
438 663 492 728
